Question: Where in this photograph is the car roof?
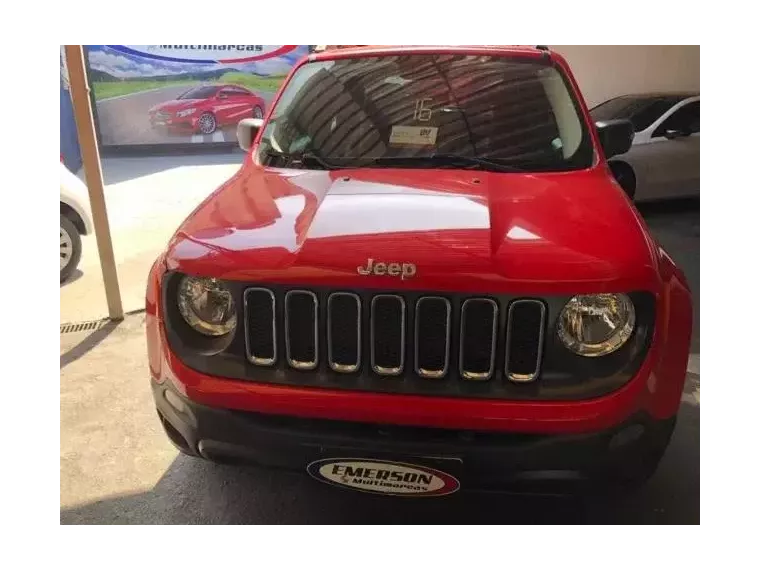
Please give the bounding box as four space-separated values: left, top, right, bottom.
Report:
310 45 551 61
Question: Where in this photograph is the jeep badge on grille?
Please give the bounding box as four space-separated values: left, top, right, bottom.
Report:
357 258 416 280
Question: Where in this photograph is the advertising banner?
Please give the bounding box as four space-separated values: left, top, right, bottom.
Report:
85 45 310 147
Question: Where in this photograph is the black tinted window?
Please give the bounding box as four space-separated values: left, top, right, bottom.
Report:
654 101 700 136
256 54 594 172
591 96 682 132
178 86 218 100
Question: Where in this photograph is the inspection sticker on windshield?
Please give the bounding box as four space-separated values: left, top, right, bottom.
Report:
389 125 439 146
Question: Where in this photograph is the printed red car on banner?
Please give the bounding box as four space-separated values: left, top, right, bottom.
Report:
148 84 266 135
146 45 693 496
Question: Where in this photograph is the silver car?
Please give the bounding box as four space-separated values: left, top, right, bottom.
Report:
590 93 699 202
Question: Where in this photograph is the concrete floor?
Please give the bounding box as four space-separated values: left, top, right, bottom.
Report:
56 157 704 527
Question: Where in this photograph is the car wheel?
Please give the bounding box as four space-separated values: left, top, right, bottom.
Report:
60 214 82 282
252 106 264 119
198 112 217 135
609 160 636 200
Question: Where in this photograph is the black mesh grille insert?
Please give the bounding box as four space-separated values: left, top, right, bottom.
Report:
371 295 405 375
328 293 361 372
460 299 497 380
285 291 317 370
415 297 450 378
245 289 276 365
506 301 545 382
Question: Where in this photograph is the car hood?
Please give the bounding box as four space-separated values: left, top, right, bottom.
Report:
150 99 202 113
165 164 659 294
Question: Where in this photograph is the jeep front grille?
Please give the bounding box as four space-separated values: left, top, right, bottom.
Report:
243 287 546 386
371 295 405 376
244 288 277 366
285 290 318 370
327 293 361 373
414 297 451 379
459 298 498 381
505 300 546 383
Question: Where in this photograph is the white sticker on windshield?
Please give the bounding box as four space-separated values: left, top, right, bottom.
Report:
389 126 439 146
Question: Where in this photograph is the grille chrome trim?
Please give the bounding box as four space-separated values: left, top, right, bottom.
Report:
459 298 498 381
505 299 546 383
327 292 361 374
414 296 451 379
285 290 318 371
243 287 277 366
370 294 406 376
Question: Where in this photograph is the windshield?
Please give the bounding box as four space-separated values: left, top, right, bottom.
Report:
178 86 218 100
255 54 594 172
590 95 683 132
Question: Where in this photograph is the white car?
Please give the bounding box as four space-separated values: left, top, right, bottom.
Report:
590 93 700 202
60 160 93 282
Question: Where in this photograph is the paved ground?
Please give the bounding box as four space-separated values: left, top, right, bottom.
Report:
96 87 276 145
60 199 699 524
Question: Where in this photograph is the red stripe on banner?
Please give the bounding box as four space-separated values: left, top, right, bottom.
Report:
218 45 299 64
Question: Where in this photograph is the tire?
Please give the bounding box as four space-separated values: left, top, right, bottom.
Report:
198 112 217 135
252 106 264 119
609 160 636 200
60 214 82 283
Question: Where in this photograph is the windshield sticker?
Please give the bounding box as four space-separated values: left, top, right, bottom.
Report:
389 126 439 146
412 98 434 122
384 75 413 86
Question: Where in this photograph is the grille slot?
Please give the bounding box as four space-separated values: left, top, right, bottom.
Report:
371 295 405 376
415 297 451 379
505 300 546 383
244 288 276 366
459 298 498 381
328 293 361 373
285 290 318 370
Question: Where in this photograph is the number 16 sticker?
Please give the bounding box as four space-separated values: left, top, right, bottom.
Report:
413 98 433 122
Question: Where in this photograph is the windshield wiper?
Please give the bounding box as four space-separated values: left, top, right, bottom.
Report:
366 154 525 172
263 151 526 172
263 150 348 170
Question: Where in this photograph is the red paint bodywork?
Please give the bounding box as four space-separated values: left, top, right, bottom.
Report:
146 46 692 434
148 84 265 133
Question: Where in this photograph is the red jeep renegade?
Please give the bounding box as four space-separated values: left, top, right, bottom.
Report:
146 45 692 496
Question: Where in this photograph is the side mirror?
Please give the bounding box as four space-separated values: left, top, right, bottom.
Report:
595 119 635 159
237 118 263 152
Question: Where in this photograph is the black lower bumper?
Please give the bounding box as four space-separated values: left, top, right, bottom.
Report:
153 381 675 494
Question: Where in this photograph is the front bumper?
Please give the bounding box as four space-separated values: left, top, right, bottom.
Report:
150 116 196 130
153 379 675 493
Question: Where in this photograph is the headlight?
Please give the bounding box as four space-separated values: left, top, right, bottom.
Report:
558 294 635 357
176 108 196 117
177 276 237 336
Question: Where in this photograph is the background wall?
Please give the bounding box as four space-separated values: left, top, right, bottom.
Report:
551 40 704 107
